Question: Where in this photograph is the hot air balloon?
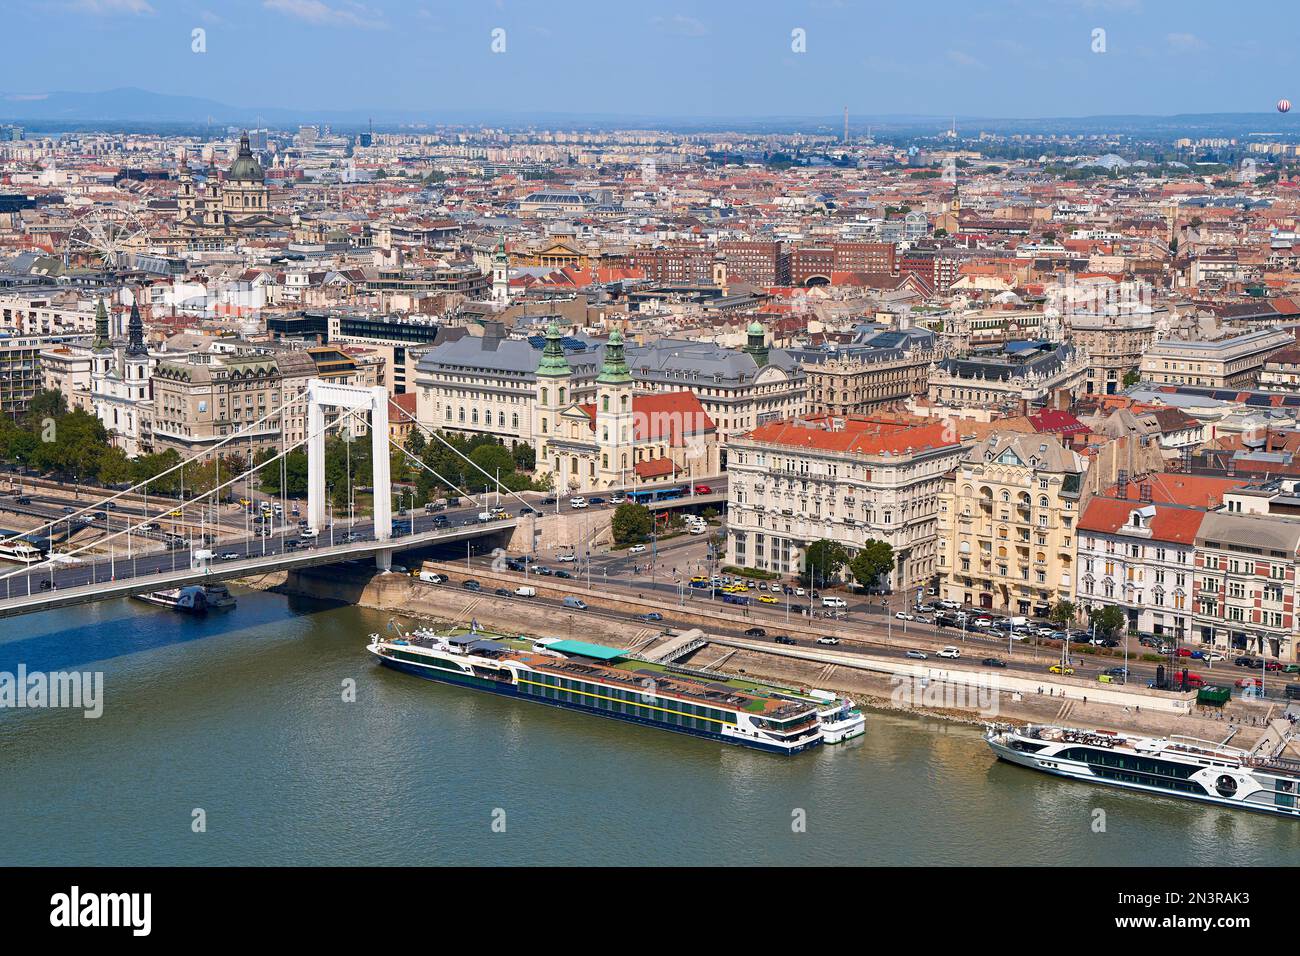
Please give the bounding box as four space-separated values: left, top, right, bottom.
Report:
1279 99 1292 113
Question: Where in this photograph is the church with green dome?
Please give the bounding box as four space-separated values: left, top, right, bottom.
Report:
176 132 281 238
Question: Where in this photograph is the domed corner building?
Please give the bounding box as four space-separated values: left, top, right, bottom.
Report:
176 131 283 238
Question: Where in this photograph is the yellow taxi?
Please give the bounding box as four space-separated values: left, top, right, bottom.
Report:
758 595 778 604
167 509 182 517
1048 664 1075 676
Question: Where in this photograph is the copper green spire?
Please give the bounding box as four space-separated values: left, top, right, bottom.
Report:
597 327 632 385
744 319 769 367
92 296 111 351
535 320 571 378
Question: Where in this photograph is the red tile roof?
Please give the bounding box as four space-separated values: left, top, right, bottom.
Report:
743 417 960 457
1102 473 1250 508
634 457 677 478
1079 497 1207 545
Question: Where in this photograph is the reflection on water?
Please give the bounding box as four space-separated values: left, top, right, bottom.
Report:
1 591 1298 866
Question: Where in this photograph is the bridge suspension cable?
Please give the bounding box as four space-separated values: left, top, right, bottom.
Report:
0 404 368 585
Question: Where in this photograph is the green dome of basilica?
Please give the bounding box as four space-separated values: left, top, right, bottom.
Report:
227 133 264 183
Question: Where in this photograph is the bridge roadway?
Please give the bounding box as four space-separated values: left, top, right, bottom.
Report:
0 482 730 619
0 506 518 619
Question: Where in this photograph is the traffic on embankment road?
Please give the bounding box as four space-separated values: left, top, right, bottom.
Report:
442 544 1300 706
407 559 1217 716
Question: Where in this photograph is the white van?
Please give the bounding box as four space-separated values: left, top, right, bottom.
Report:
821 596 847 609
418 571 445 584
513 585 536 598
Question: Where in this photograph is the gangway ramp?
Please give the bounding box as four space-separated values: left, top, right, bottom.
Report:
639 628 708 664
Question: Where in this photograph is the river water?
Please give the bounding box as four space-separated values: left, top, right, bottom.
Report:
2 588 1298 866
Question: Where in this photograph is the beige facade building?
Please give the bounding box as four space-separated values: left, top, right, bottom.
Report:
726 417 965 589
1140 328 1293 389
936 431 1086 615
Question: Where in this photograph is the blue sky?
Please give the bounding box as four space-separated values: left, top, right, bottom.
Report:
5 0 1300 119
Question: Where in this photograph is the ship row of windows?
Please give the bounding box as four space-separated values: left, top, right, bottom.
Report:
526 673 734 728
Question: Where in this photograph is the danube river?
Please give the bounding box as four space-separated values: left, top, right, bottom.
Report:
2 588 1298 866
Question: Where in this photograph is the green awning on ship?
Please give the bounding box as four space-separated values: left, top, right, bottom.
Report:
547 640 627 661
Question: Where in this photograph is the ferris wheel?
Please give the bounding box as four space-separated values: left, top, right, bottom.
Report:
63 205 147 269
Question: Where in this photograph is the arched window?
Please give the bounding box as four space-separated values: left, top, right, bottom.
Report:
1038 496 1049 508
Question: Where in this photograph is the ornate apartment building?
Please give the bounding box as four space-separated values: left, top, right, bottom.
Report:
726 417 966 589
928 341 1088 412
936 431 1086 615
1065 309 1160 396
800 329 939 416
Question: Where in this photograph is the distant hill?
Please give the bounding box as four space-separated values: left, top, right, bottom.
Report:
2 87 1299 137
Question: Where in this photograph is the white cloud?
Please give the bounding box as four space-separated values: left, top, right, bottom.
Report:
71 0 154 13
651 14 709 38
946 50 987 70
263 0 386 30
1166 32 1207 53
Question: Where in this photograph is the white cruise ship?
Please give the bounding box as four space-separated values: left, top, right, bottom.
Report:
986 724 1300 819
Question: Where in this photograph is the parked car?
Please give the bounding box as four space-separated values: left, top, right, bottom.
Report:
744 627 767 637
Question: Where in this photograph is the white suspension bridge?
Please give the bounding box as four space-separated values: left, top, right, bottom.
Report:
0 380 538 620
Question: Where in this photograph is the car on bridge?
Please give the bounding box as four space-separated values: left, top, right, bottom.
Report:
773 635 797 645
462 580 482 592
219 551 240 560
694 484 712 494
982 657 1008 668
816 636 840 646
569 497 588 509
937 646 961 659
744 627 766 637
